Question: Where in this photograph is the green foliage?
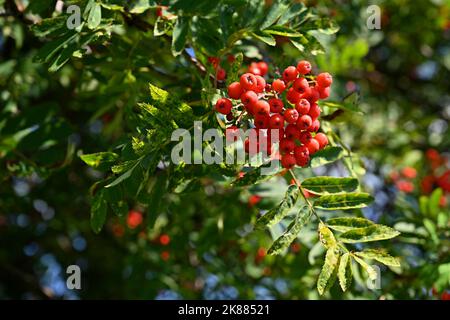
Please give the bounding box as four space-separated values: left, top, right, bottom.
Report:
1 0 447 300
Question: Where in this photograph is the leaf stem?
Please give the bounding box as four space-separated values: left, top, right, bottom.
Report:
288 169 323 223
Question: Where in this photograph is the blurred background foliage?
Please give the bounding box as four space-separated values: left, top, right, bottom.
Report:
0 0 449 299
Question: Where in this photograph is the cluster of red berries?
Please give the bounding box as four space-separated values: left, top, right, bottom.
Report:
215 60 332 169
389 167 417 193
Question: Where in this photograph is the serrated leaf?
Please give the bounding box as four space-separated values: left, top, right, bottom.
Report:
309 146 344 168
80 152 119 170
87 3 102 29
352 254 378 281
34 31 77 63
318 222 336 249
226 52 243 85
263 25 302 37
105 159 141 188
314 193 374 210
260 0 290 29
423 218 439 244
110 200 128 217
267 207 312 255
91 191 107 233
154 16 173 37
231 161 280 187
327 217 374 232
354 249 400 267
278 3 307 25
255 185 300 229
129 0 158 14
251 31 276 46
172 17 190 56
429 188 443 218
338 252 352 291
146 173 168 229
301 176 358 195
111 160 138 174
317 247 340 295
339 224 400 243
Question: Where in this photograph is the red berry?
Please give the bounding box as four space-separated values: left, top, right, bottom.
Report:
318 86 330 99
248 194 262 207
401 167 417 179
294 145 309 159
215 98 232 114
244 137 259 154
227 54 235 63
280 139 295 154
284 108 299 124
293 78 309 94
269 114 285 130
208 56 219 69
254 114 270 129
295 98 310 115
294 145 310 167
314 133 328 149
257 61 269 76
240 73 258 90
225 125 240 142
316 72 333 87
228 82 243 99
248 62 261 76
272 79 286 93
254 75 266 93
241 90 258 106
245 102 255 115
306 138 320 155
308 103 321 120
159 234 170 246
285 124 300 141
160 251 170 261
304 86 319 103
297 60 312 74
297 115 312 130
127 210 143 229
309 119 320 132
296 154 309 167
286 88 301 104
254 100 270 116
268 98 284 113
216 67 226 81
226 113 234 121
396 180 414 193
281 154 296 169
299 131 312 145
282 66 299 82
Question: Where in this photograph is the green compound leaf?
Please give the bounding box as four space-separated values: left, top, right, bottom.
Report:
338 252 353 292
90 190 107 234
339 225 400 243
267 206 312 255
255 185 300 229
301 176 358 195
314 193 374 210
354 249 400 267
80 152 119 170
352 254 378 281
317 247 340 295
318 222 336 249
327 217 375 232
309 146 345 168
